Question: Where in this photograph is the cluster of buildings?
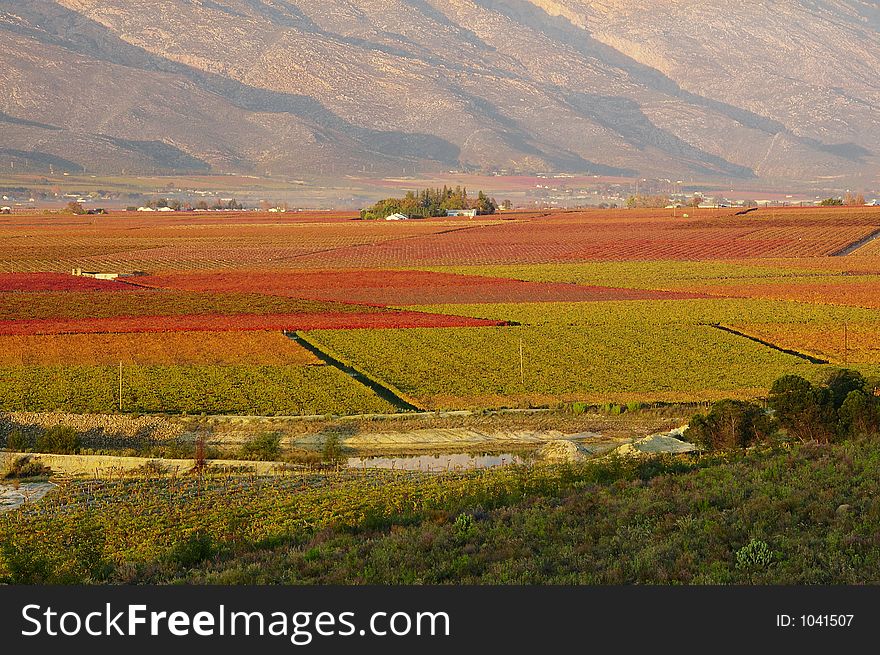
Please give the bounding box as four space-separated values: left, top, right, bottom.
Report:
385 209 478 221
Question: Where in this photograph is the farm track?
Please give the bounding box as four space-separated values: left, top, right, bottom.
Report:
286 331 422 412
711 324 829 364
832 228 880 256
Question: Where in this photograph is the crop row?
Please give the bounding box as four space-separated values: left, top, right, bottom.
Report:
727 322 880 365
286 221 880 267
687 279 880 310
426 261 836 290
0 218 472 272
0 310 504 336
2 209 878 273
406 299 880 328
0 331 319 366
0 365 396 415
0 273 135 292
0 291 363 321
140 270 707 305
307 324 820 409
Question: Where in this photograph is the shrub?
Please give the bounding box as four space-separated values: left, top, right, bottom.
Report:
821 369 868 410
3 455 52 479
838 390 880 439
35 426 81 455
736 539 775 571
453 513 476 538
240 432 283 461
568 402 588 415
322 435 343 464
164 530 216 568
125 460 170 477
768 375 836 443
600 403 624 416
4 429 31 452
685 399 774 450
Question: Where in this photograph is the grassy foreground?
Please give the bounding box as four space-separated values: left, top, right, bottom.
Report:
3 438 880 584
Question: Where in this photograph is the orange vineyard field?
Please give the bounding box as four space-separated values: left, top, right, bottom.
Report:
1 206 879 414
0 332 320 366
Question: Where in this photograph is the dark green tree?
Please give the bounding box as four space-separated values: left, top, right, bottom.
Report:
767 375 836 443
838 390 880 439
685 399 774 450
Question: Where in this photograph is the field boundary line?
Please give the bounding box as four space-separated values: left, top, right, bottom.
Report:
711 324 829 364
287 331 424 412
831 227 880 256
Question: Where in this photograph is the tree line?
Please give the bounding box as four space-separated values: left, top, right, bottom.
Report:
687 369 880 450
360 186 498 220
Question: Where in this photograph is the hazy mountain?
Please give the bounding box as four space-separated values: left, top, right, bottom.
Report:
1 0 877 184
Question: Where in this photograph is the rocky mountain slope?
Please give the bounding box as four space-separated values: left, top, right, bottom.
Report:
0 0 877 183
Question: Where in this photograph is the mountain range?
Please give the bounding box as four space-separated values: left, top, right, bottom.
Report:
1 0 879 185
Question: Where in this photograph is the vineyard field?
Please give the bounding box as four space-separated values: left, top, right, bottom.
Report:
0 311 503 336
140 270 708 305
2 207 880 414
307 324 818 408
0 273 136 292
683 279 880 309
727 323 880 365
0 291 371 321
0 365 396 415
0 331 320 366
407 299 880 328
426 261 878 292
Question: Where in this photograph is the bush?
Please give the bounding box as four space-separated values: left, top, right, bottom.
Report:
767 375 836 443
838 390 880 439
821 369 868 410
685 399 774 450
453 513 476 538
736 539 775 571
4 429 31 452
768 370 880 443
164 530 216 568
568 402 588 415
35 426 81 455
240 432 282 461
0 516 110 584
322 435 343 464
3 455 52 479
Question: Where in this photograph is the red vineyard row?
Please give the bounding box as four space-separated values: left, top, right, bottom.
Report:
0 273 136 292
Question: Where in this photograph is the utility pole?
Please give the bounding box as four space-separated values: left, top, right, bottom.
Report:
118 361 123 412
844 322 848 365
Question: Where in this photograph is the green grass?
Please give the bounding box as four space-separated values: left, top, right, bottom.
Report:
0 365 396 416
4 440 880 584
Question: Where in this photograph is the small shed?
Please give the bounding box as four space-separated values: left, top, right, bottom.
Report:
385 213 409 221
446 209 477 218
